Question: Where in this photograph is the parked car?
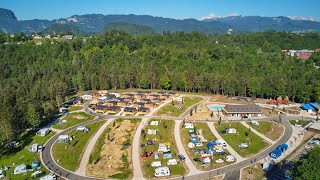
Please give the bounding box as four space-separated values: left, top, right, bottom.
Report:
9 141 20 147
220 151 227 155
201 163 210 167
215 159 224 163
37 146 43 152
0 170 4 178
151 161 162 167
178 154 186 161
193 158 202 163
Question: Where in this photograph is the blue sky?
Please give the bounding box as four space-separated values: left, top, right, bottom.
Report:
1 0 320 21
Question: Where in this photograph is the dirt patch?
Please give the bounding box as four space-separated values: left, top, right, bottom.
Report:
71 115 86 119
86 119 139 178
189 103 217 120
261 108 280 117
241 164 265 180
265 122 284 141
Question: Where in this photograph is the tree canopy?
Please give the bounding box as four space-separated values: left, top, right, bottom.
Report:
0 30 319 143
292 146 320 180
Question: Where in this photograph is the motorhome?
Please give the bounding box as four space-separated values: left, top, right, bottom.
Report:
167 159 178 165
151 161 162 167
76 126 89 132
184 123 194 129
226 155 235 162
226 128 236 134
155 167 170 177
37 128 50 137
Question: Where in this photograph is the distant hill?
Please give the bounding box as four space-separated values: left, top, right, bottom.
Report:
41 24 82 35
105 22 155 35
1 8 320 34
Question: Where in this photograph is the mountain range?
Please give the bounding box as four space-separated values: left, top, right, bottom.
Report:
1 8 320 35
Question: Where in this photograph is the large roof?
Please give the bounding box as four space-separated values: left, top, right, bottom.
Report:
223 104 261 113
308 122 320 130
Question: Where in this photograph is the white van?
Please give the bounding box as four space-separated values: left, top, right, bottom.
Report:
167 159 178 165
151 161 162 167
0 170 4 178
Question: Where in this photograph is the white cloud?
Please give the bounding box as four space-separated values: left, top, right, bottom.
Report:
288 16 318 22
199 13 222 21
227 13 239 17
199 13 240 21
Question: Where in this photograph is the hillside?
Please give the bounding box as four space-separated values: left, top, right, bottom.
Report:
105 22 155 35
41 24 82 35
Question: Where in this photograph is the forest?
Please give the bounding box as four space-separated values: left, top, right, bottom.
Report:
0 30 320 143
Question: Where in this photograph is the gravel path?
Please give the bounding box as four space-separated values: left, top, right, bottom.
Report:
206 122 246 162
175 120 204 175
132 118 149 180
240 121 276 145
75 119 114 176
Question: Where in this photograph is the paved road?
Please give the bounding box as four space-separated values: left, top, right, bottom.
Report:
174 120 204 175
41 98 300 180
41 117 109 180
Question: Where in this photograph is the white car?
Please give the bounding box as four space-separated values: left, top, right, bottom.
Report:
214 148 223 153
215 159 224 163
9 141 20 147
167 159 178 165
195 142 203 147
0 170 4 178
151 161 162 167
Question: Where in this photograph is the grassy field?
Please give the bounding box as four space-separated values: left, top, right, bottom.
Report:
68 105 82 112
86 118 141 179
0 131 55 180
289 120 310 127
247 121 284 140
52 112 94 129
180 122 234 170
89 126 111 164
140 119 187 178
157 97 203 117
215 123 269 157
241 164 265 180
52 121 105 171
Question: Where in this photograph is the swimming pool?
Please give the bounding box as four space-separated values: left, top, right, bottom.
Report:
207 104 225 111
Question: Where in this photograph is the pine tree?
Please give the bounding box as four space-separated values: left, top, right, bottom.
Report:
26 104 41 128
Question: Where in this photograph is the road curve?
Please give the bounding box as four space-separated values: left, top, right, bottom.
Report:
41 99 298 180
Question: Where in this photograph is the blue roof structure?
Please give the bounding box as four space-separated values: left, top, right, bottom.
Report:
270 149 282 159
310 103 320 110
301 103 316 110
277 144 288 152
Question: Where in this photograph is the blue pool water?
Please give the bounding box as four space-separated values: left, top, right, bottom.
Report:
208 104 225 111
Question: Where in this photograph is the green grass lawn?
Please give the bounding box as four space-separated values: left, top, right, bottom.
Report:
68 105 82 112
0 131 55 180
215 123 269 157
181 122 234 170
157 97 203 117
289 120 310 127
140 119 187 178
247 121 272 135
52 112 94 130
247 121 284 140
52 121 105 171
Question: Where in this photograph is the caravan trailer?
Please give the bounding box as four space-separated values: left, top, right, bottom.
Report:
155 167 170 177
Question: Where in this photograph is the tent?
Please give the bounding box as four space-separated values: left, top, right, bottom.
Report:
270 149 282 159
277 144 288 152
207 141 217 149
